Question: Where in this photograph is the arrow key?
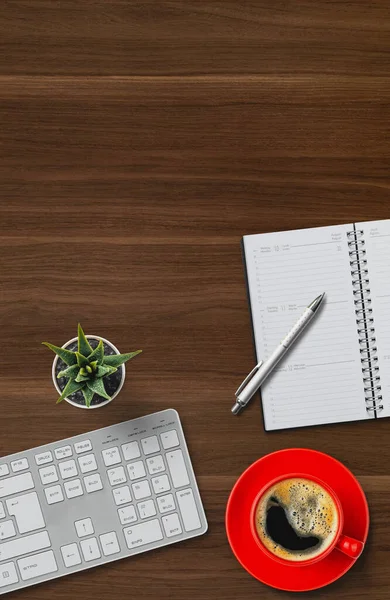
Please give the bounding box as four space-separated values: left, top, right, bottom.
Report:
80 538 101 562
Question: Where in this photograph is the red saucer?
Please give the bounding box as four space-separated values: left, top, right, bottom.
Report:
226 449 369 592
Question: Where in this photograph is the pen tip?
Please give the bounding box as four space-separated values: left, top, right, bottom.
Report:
308 293 326 312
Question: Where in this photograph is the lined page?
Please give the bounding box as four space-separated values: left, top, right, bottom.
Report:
360 219 390 418
243 224 367 431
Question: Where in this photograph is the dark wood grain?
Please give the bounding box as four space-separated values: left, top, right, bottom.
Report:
0 1 390 598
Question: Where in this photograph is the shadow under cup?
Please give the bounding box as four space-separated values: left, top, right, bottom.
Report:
250 473 363 567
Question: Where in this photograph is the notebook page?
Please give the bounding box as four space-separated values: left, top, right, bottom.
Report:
359 219 390 418
243 224 367 430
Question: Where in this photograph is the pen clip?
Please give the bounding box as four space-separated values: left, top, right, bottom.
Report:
235 361 263 397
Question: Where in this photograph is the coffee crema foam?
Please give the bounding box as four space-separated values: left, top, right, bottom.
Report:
255 478 339 562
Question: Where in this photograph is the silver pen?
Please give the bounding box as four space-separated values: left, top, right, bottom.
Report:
232 293 325 415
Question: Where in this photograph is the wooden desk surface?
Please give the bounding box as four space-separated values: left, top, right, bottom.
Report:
1 2 389 598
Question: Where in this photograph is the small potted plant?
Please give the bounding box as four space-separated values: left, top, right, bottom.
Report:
43 324 141 409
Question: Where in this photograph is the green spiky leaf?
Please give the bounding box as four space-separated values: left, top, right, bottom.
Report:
87 340 104 365
57 364 80 379
56 379 84 404
75 352 89 368
86 378 111 401
45 326 142 407
103 350 142 368
75 372 90 383
82 386 94 408
78 324 93 356
42 342 77 366
96 365 117 378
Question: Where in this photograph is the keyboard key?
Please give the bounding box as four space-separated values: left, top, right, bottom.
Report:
100 531 120 556
162 513 182 537
39 465 59 485
0 531 50 562
151 475 170 494
80 537 101 562
84 474 103 493
0 473 34 499
121 441 141 461
18 550 57 581
166 450 190 488
35 451 53 466
132 480 151 500
75 440 92 454
64 479 84 499
124 519 163 549
0 501 5 519
0 465 9 478
61 543 81 568
161 429 180 450
0 561 18 588
176 488 201 532
141 436 160 456
6 492 45 534
137 499 156 519
59 460 78 480
45 485 64 505
118 505 137 525
107 466 126 486
11 458 29 473
78 454 97 474
0 520 16 540
102 447 121 467
55 445 72 460
127 460 146 481
157 493 176 514
146 455 165 475
113 485 131 506
75 518 94 537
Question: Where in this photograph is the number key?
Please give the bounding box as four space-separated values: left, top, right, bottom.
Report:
146 455 165 475
127 461 146 481
112 486 132 506
157 493 176 514
107 467 126 486
132 480 151 500
118 505 137 525
137 499 156 519
151 475 171 494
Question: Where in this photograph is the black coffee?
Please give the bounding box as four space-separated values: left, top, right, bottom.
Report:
254 478 339 562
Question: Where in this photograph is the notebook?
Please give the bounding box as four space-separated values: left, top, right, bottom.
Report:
242 220 390 431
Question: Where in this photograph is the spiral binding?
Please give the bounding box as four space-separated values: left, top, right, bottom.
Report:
347 228 383 415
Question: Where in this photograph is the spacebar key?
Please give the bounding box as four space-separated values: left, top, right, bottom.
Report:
0 473 34 498
0 531 50 562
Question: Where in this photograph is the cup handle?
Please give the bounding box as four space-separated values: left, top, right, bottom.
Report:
336 534 364 559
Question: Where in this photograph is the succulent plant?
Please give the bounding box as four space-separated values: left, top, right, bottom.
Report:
43 324 142 407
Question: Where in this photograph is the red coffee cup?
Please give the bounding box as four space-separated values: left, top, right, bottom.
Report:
250 473 364 567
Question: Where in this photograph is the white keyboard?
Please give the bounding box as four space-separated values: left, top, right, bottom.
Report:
0 409 207 594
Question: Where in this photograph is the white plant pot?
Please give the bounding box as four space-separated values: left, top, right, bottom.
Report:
52 335 126 409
